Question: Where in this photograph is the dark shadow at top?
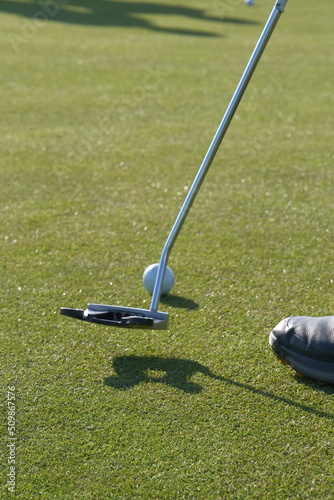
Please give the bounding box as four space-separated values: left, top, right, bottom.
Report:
2 0 260 37
104 355 334 419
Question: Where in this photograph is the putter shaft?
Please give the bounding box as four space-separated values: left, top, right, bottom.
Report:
150 0 288 312
61 0 288 329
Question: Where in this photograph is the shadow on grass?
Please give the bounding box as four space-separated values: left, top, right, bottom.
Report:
295 374 334 395
160 294 199 310
105 356 213 393
105 355 334 419
104 356 334 420
2 0 259 37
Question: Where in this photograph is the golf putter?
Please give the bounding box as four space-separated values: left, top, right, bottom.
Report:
61 0 288 329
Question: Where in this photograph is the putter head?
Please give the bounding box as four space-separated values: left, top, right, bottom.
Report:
60 303 168 330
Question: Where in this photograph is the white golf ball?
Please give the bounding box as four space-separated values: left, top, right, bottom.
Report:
142 263 175 295
244 0 255 5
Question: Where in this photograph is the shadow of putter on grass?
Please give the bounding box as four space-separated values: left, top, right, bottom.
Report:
105 356 334 419
105 356 215 393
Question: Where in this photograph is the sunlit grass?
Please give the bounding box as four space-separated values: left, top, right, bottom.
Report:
1 1 334 498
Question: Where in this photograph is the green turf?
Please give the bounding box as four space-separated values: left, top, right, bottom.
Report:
1 0 334 498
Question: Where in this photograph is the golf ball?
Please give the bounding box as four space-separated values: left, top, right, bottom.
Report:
244 0 255 5
142 263 175 295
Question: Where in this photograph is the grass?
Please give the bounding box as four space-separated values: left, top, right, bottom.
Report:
1 0 334 498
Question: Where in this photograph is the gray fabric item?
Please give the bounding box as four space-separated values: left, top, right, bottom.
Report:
269 316 334 384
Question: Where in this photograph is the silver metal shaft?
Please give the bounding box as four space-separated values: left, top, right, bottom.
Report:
150 0 288 312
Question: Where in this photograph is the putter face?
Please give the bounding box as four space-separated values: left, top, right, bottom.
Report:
60 304 168 330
